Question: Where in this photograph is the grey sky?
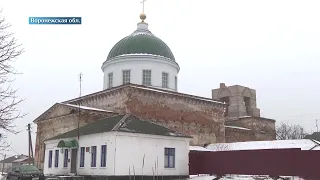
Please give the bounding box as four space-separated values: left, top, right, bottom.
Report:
1 0 320 156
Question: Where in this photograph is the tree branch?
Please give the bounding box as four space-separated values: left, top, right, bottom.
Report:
0 10 25 136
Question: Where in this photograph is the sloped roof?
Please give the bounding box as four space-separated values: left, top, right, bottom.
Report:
190 146 212 151
12 157 32 163
33 102 115 123
60 103 113 113
0 155 29 163
305 132 320 141
34 84 225 124
62 83 225 106
47 114 191 141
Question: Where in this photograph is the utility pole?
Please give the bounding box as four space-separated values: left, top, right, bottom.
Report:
76 73 82 176
0 134 5 174
1 154 6 175
27 123 34 165
27 124 31 165
316 119 319 132
77 73 83 141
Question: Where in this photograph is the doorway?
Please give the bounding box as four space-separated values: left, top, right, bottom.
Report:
243 97 251 115
70 148 78 174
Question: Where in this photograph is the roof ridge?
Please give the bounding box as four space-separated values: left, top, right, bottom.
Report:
111 114 131 131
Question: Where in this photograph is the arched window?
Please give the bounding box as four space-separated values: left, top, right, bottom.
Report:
220 97 229 117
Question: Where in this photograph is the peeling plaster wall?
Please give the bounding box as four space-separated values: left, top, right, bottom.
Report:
73 87 226 145
35 86 226 169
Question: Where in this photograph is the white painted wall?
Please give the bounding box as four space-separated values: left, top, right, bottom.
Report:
114 133 190 176
44 132 190 177
43 139 73 176
101 54 180 91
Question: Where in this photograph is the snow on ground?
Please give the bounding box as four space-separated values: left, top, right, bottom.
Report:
189 175 305 180
203 139 320 151
0 174 5 180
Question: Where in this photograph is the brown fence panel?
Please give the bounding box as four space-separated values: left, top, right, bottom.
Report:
189 148 320 178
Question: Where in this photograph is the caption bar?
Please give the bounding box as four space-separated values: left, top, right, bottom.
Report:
29 17 82 25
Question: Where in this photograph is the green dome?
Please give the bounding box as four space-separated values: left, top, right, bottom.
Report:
107 26 175 61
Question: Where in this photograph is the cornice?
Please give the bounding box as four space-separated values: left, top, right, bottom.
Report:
101 54 180 72
64 83 226 110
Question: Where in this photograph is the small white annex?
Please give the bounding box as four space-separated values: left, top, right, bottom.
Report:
43 114 191 178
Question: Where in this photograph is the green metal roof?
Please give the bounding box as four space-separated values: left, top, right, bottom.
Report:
47 114 191 140
106 29 175 61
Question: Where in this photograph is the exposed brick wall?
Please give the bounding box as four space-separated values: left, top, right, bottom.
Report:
65 86 225 145
35 85 226 168
226 117 276 141
125 88 225 145
35 84 278 169
66 87 130 114
225 128 256 143
67 86 226 146
34 84 277 170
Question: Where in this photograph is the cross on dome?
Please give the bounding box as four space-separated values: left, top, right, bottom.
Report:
140 0 147 22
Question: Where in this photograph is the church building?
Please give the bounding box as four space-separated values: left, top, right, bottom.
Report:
33 12 276 170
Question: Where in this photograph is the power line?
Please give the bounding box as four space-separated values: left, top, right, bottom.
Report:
276 112 320 118
2 139 20 155
267 114 320 121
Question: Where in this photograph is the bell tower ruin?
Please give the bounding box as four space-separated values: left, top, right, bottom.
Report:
212 83 276 142
212 83 261 119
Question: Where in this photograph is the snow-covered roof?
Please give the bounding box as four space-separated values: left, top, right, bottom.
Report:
0 155 29 163
225 125 251 131
239 116 252 118
190 146 212 151
63 83 225 106
131 85 225 104
205 139 320 151
34 102 115 123
12 157 29 163
60 103 113 113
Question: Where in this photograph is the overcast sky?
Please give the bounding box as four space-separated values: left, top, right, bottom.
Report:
1 0 320 157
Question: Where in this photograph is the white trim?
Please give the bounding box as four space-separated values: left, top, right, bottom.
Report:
101 54 180 72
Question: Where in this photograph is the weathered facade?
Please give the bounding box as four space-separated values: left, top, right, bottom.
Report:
34 84 226 169
212 83 276 143
34 83 276 169
33 13 277 171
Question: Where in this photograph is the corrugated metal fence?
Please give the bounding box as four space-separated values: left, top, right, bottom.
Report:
189 148 320 179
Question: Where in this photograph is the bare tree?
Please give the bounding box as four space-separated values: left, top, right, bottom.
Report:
276 122 305 140
0 10 25 134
